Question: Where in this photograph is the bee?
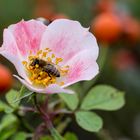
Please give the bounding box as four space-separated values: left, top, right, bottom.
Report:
30 58 60 77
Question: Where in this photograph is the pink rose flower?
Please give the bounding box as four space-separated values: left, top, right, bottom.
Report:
0 19 99 94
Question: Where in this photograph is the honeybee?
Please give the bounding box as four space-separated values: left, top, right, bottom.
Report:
30 58 60 77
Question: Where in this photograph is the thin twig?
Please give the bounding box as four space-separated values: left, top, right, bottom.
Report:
19 106 36 113
32 123 46 140
33 93 53 129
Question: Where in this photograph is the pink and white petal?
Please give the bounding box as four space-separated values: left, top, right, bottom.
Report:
0 30 30 83
14 75 74 94
1 29 18 57
1 52 31 83
40 19 98 64
61 50 99 88
81 32 99 61
0 19 47 82
7 19 47 58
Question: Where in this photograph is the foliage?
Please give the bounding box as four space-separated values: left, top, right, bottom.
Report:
81 85 125 111
0 82 125 139
59 93 79 110
75 111 103 132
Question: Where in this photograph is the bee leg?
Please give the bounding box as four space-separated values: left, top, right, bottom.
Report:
48 73 52 80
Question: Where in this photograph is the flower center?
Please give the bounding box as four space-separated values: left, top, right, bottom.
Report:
22 48 69 87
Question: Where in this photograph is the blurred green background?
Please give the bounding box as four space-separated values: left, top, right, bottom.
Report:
0 0 140 140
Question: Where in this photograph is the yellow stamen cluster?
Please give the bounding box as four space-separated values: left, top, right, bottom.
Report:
22 48 69 87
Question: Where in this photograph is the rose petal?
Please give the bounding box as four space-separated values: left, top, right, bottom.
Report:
14 75 74 94
0 19 47 82
61 50 99 88
0 29 31 83
40 19 98 64
7 19 46 58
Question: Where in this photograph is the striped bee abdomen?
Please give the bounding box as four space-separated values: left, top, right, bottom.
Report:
43 64 60 77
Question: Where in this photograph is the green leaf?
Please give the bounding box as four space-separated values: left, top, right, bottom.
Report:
19 85 33 98
75 111 103 132
0 127 17 140
81 85 125 111
50 127 65 140
7 86 34 105
12 132 27 140
14 86 34 103
64 132 78 140
59 93 79 110
0 101 14 113
0 101 6 111
4 106 14 114
0 114 18 132
0 114 18 140
6 89 20 108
